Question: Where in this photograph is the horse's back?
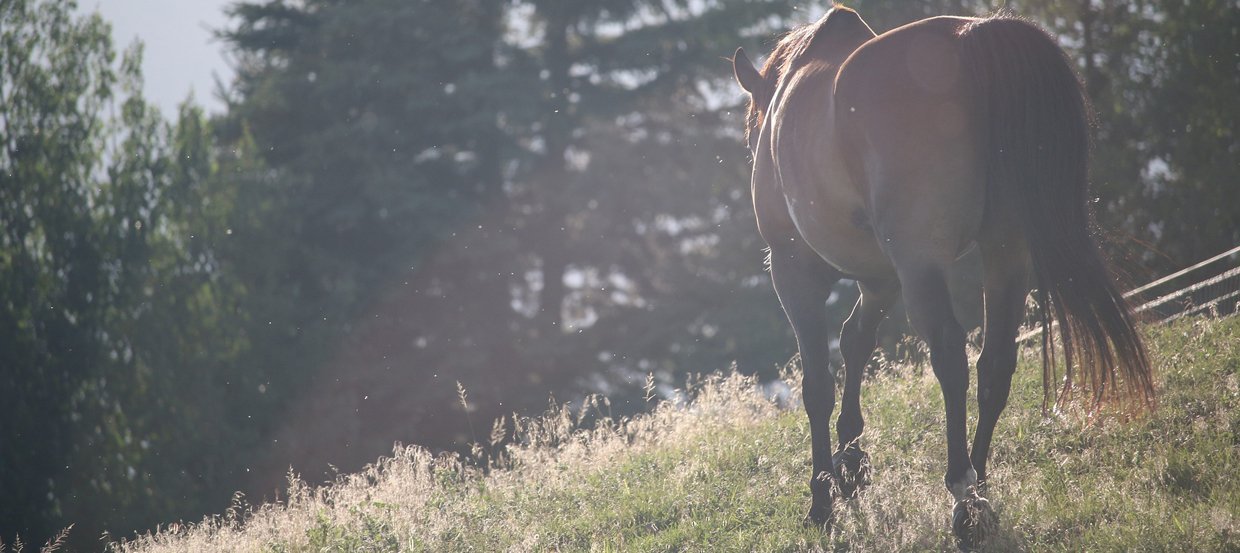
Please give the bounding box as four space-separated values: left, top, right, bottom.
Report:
835 16 988 264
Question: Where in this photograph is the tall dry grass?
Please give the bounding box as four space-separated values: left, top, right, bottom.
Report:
12 316 1236 552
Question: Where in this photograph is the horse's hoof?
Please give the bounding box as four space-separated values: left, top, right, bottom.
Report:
802 503 833 530
952 493 996 551
804 471 835 530
832 446 872 499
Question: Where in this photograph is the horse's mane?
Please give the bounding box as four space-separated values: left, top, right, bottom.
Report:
743 6 860 146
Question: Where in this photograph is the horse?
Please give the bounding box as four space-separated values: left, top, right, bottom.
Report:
731 7 1156 549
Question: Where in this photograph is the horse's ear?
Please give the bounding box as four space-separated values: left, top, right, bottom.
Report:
733 47 763 96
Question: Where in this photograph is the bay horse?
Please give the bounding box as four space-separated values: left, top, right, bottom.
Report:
732 7 1155 549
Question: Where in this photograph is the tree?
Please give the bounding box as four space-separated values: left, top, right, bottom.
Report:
216 0 820 490
1020 0 1240 277
1 0 248 546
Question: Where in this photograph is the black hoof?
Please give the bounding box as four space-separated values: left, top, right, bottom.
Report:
802 503 833 530
832 446 872 499
804 471 834 530
952 492 996 552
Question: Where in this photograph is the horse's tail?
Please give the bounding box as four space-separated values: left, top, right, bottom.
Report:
960 17 1155 412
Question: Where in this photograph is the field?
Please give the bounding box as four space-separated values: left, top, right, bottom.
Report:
111 317 1238 552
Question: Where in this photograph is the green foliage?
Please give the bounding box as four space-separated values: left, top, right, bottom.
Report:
2 0 136 541
0 0 253 546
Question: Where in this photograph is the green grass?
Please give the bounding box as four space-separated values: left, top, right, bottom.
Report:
115 317 1239 552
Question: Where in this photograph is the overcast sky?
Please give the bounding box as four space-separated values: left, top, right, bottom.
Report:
77 0 235 118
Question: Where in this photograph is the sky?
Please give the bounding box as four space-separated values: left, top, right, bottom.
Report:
76 0 235 118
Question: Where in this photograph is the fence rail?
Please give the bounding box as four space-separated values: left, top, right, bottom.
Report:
1016 244 1240 344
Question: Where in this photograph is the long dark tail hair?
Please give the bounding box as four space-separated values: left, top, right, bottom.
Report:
960 17 1156 412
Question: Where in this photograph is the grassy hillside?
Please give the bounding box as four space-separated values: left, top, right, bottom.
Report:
112 317 1238 552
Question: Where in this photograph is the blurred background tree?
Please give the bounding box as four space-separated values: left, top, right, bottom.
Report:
216 0 809 490
1017 0 1240 279
1 0 254 544
1 0 1235 548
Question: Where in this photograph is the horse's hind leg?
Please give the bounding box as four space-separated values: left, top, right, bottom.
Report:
891 257 992 550
767 245 843 527
943 235 1029 550
970 235 1030 489
834 279 899 498
893 260 975 498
